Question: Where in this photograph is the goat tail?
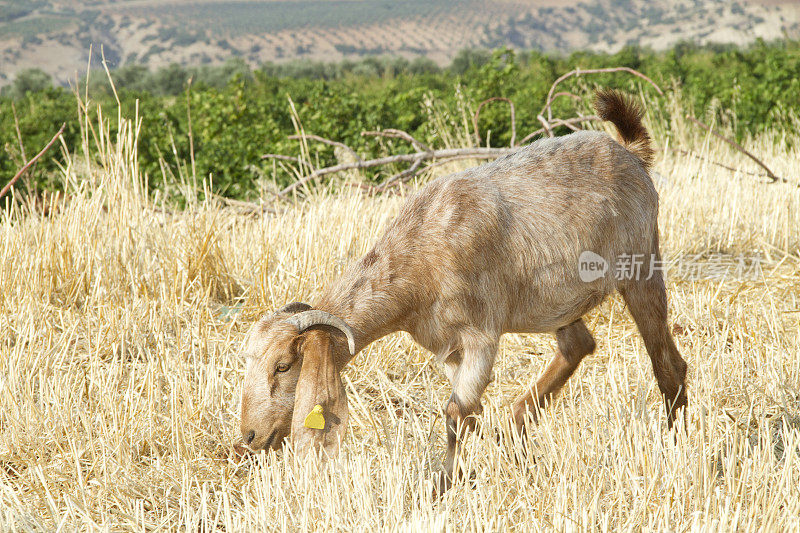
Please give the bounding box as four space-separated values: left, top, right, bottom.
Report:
594 89 653 170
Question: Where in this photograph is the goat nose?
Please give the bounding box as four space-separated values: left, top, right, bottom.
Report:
245 430 255 444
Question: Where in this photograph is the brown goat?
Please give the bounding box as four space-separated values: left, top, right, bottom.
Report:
239 89 687 491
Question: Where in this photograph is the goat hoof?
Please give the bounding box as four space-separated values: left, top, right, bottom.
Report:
431 471 452 499
431 467 478 498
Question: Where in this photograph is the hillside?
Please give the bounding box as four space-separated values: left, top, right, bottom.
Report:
1 0 799 86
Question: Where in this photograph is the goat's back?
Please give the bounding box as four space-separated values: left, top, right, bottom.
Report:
367 131 659 347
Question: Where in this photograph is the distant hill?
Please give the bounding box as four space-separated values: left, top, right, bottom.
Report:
1 0 799 86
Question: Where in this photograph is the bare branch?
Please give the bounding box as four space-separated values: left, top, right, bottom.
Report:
263 68 670 198
421 153 503 171
288 133 362 162
473 97 516 147
1 123 66 202
375 158 425 192
542 92 585 124
667 147 796 186
541 67 664 123
362 129 432 153
550 91 583 105
668 148 759 176
519 115 600 145
686 115 783 184
276 146 514 197
359 155 486 195
536 114 553 138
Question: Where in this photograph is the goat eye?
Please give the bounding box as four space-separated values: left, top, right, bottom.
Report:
275 363 291 373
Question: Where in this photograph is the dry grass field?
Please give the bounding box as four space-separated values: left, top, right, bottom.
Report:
0 94 799 530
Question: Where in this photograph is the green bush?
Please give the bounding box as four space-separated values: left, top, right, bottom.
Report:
1 40 798 200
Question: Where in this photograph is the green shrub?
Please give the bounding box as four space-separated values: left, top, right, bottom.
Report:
2 40 798 200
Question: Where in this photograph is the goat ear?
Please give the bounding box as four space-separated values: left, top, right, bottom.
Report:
290 329 349 457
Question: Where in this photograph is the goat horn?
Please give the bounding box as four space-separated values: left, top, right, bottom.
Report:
275 302 312 315
286 311 356 356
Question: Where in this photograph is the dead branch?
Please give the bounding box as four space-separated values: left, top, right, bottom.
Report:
685 115 783 184
288 133 362 162
275 146 513 197
263 66 800 197
375 158 425 192
541 67 664 123
259 66 670 197
520 115 600 144
473 97 516 147
1 123 66 202
362 129 432 153
669 148 759 176
264 66 666 197
668 147 795 186
421 153 506 171
536 114 553 138
549 91 583 107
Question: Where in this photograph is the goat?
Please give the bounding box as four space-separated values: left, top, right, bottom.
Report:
239 89 687 490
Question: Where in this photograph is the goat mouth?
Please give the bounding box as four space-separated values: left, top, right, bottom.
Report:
263 429 277 450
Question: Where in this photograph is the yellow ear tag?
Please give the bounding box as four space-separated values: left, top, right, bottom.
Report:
304 404 325 430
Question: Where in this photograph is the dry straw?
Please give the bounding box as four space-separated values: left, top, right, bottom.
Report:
0 82 798 530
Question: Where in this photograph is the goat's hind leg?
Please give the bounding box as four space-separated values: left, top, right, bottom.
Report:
511 318 596 433
619 272 688 429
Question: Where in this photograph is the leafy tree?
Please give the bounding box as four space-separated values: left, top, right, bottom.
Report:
450 48 492 74
2 69 53 100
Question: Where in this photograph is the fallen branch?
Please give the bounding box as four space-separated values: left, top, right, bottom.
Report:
374 158 425 192
669 148 761 176
548 91 583 107
509 67 663 142
1 123 66 202
362 129 432 154
541 67 663 123
276 146 513 197
669 147 796 186
519 116 600 144
263 67 669 196
536 114 553 138
473 97 516 147
288 133 362 162
686 115 783 184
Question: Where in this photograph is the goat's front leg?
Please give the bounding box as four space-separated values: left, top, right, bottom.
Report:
436 338 498 495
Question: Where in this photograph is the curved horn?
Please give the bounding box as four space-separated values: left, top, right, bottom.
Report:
275 302 312 315
286 311 356 356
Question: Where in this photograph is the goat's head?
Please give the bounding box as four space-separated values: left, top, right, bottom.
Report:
239 302 355 456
